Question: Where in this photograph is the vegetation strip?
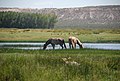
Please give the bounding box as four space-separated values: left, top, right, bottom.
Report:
0 28 120 43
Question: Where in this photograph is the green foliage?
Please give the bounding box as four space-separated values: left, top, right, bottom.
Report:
0 12 57 29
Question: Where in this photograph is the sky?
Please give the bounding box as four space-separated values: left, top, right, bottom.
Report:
0 0 120 8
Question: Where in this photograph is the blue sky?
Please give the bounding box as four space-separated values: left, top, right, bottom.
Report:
0 0 120 8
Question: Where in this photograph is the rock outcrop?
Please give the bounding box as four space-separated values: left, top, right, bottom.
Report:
0 5 120 28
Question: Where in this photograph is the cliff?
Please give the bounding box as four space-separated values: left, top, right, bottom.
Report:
0 5 120 28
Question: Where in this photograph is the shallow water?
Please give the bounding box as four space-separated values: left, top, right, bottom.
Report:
0 42 120 50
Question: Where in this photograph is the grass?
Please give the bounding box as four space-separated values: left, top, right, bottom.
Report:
0 48 120 81
0 28 120 43
0 28 120 81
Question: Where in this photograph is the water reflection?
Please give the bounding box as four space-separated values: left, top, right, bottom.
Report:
0 42 120 50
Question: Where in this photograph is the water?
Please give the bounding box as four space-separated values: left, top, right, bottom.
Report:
0 42 120 50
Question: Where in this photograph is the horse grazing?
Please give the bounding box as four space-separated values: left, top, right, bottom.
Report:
43 38 67 50
68 36 83 49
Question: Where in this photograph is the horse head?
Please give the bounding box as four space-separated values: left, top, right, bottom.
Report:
43 44 47 50
80 44 84 48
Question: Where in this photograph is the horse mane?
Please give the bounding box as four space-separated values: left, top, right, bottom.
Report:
45 38 52 44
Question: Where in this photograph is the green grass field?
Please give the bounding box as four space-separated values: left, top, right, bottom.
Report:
0 48 120 81
0 28 120 42
0 28 120 81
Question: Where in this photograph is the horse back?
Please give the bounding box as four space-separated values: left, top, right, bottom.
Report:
50 38 64 45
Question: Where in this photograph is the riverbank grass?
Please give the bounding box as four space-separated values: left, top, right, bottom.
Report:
0 48 120 81
0 28 120 42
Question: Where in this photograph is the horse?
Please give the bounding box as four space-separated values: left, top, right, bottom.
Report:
68 36 83 49
43 38 67 50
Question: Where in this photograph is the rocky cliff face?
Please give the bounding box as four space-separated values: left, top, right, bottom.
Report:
0 5 120 28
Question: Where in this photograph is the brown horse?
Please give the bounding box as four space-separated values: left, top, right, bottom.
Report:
43 38 67 50
68 36 83 49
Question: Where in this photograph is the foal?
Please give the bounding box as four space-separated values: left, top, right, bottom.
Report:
68 36 83 49
43 38 67 50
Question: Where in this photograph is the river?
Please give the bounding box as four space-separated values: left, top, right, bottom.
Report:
0 42 120 50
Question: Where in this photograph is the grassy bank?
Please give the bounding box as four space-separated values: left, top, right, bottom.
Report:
0 28 120 43
0 48 120 81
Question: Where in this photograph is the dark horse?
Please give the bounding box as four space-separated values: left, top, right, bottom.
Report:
68 36 83 49
43 38 67 50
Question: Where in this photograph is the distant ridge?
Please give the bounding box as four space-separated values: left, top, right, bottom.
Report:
0 5 120 29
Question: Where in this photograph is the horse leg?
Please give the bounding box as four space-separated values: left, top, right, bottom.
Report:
51 44 55 49
68 41 71 49
72 43 75 49
69 42 71 49
60 44 64 49
62 40 67 49
72 42 75 49
74 44 76 49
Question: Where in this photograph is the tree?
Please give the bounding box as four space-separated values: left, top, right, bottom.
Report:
0 11 57 29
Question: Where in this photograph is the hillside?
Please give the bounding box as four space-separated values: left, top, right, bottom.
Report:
0 5 120 29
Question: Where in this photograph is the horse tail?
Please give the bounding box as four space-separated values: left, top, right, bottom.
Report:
63 40 67 49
